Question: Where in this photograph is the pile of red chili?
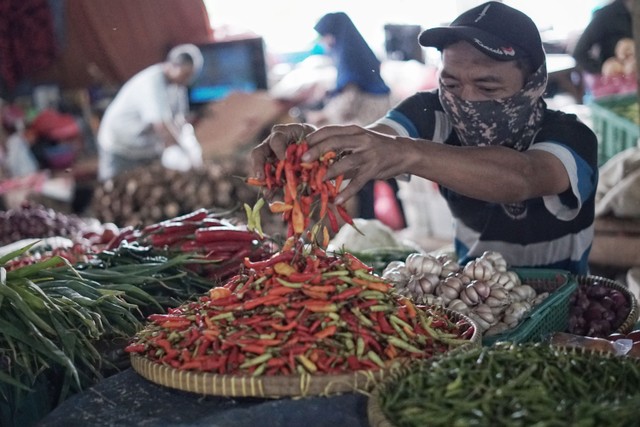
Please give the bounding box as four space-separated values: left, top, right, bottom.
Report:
105 208 273 281
125 242 475 376
247 139 353 239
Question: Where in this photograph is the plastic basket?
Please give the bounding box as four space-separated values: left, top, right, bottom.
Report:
588 94 640 166
482 268 577 346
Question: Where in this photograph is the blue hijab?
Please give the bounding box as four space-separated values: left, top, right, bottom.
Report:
314 12 390 95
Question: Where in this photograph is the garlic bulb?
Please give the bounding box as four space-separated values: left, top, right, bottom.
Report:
383 260 406 275
435 282 460 305
418 273 440 295
489 287 510 301
382 263 410 289
468 280 491 300
479 250 508 273
487 271 518 290
405 253 442 277
510 284 537 302
459 284 481 307
473 303 497 326
440 259 461 278
502 301 531 324
442 274 466 294
406 277 423 298
485 295 509 309
505 271 522 287
448 299 469 314
489 304 508 317
532 291 549 306
436 253 456 265
448 272 471 287
462 258 495 281
468 312 491 332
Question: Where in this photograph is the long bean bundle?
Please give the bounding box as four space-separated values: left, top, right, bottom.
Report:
377 342 640 427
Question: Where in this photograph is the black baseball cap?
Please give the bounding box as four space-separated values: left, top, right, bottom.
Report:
418 1 545 69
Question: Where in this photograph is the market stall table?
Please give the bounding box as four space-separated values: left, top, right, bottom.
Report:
37 368 370 427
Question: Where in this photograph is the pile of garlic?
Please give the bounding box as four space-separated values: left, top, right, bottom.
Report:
381 251 549 336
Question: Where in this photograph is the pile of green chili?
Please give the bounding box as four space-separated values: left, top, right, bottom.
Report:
377 342 640 426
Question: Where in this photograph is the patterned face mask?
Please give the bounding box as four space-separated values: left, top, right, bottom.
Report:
438 63 548 151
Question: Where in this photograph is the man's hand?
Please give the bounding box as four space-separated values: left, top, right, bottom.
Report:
301 124 405 205
250 123 316 180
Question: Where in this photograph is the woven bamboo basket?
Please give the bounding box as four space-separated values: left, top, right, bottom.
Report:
577 275 639 334
366 343 640 427
130 308 480 399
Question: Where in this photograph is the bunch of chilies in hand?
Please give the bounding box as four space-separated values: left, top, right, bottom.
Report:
246 138 354 243
125 139 476 376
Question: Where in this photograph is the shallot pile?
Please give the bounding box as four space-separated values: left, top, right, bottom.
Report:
568 281 631 338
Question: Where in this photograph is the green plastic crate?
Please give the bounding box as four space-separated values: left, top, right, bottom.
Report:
482 268 577 346
588 94 640 166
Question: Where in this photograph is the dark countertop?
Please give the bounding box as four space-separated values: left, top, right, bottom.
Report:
37 368 371 427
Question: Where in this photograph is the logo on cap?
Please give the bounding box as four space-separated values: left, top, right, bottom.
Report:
474 4 491 22
473 38 516 58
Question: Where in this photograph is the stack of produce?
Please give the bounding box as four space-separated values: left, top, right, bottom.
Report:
567 278 633 338
372 342 640 426
125 241 475 376
0 202 113 247
125 138 477 381
381 251 550 335
0 245 144 411
91 159 285 236
107 208 276 283
246 138 355 239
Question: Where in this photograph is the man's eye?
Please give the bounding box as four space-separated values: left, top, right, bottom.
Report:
440 81 458 90
479 87 501 95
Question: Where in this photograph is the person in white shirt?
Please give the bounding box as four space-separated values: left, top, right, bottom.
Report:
97 44 203 181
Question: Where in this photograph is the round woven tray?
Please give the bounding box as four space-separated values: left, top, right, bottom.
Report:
366 343 640 427
130 308 481 399
577 275 640 334
131 354 403 398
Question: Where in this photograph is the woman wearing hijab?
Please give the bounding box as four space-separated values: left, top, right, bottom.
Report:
307 12 402 223
307 12 392 127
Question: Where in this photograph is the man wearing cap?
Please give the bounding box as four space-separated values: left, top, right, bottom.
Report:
251 1 598 275
97 44 204 181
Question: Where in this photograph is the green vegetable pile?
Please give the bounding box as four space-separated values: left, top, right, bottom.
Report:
0 241 217 425
0 243 143 420
376 342 640 427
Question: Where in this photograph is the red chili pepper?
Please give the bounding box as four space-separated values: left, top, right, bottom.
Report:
194 226 260 243
275 159 286 183
246 177 266 186
376 311 395 335
124 343 146 353
284 163 298 200
346 355 361 371
243 250 295 270
326 207 339 233
314 324 337 340
241 343 267 355
268 201 293 213
335 204 354 226
332 287 363 301
271 320 298 332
